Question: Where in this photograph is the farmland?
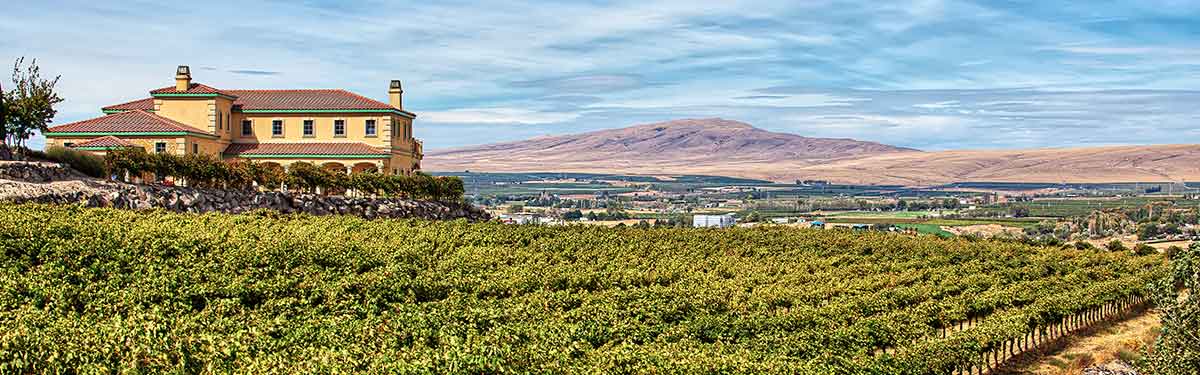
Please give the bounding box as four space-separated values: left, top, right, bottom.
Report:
0 204 1168 373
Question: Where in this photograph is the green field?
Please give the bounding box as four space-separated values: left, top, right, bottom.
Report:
978 197 1196 218
894 223 955 237
0 204 1167 373
824 210 946 219
820 215 1038 234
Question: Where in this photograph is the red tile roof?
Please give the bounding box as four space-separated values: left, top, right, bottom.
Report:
150 83 237 97
102 97 154 111
223 142 391 157
46 110 213 135
73 136 138 148
226 89 394 111
104 87 412 115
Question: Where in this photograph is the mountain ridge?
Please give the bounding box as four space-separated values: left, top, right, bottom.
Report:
424 118 1200 185
430 118 917 164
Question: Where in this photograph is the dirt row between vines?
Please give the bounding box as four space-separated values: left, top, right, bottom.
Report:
994 308 1161 374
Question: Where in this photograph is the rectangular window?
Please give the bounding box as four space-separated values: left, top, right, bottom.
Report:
241 120 252 136
272 120 283 137
303 119 315 137
155 142 167 154
365 119 376 136
192 143 199 154
64 142 75 148
333 119 346 137
216 112 222 131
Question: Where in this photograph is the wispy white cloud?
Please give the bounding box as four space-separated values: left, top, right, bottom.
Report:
423 108 582 125
912 100 960 109
2 0 1199 150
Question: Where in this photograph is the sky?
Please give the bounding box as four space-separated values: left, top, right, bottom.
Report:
2 0 1199 151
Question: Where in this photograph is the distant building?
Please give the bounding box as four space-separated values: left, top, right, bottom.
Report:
693 214 736 228
498 213 540 225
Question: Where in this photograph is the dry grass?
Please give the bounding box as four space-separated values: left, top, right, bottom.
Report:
1018 310 1161 374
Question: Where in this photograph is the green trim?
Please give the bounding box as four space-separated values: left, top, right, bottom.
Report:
102 109 154 114
152 92 238 100
44 131 218 140
238 108 416 119
226 153 389 159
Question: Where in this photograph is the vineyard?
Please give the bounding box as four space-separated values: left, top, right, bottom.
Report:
0 203 1169 374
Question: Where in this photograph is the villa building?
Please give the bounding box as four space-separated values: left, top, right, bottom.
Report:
44 66 422 175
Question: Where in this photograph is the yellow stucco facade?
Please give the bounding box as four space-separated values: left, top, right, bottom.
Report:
45 65 423 175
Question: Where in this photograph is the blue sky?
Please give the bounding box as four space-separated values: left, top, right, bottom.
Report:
3 0 1199 151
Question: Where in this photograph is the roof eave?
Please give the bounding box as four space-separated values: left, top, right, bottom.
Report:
236 108 416 118
102 109 154 114
44 131 219 140
151 92 239 100
224 153 390 159
75 145 140 151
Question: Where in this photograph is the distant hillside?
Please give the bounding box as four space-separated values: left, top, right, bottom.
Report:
425 117 915 173
424 118 1200 185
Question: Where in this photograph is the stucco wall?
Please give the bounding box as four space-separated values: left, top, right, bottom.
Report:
186 136 227 156
51 136 186 155
213 97 235 142
154 98 213 132
231 113 399 147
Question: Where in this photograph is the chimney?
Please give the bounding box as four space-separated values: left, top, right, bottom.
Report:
388 80 403 110
175 65 192 91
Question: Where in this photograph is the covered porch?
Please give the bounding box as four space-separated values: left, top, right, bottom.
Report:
222 142 394 175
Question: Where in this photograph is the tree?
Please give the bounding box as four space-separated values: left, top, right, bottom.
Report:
1139 222 1161 240
0 77 7 160
1009 206 1031 218
4 57 62 151
563 209 583 221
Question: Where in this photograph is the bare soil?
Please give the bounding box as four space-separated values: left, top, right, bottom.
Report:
997 309 1160 374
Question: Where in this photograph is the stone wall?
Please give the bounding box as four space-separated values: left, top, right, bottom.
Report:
0 161 76 182
0 161 489 222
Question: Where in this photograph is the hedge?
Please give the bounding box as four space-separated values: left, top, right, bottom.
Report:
102 148 463 201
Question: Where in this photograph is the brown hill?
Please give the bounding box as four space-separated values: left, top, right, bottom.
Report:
424 118 1200 185
426 117 914 170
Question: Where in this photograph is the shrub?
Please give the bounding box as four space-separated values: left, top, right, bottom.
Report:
1165 245 1184 260
1138 243 1200 373
1074 240 1097 251
1133 244 1157 256
284 162 327 192
1106 239 1128 252
104 147 153 179
44 146 107 178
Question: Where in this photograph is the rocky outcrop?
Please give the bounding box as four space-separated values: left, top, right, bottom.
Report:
1082 361 1140 375
0 162 489 222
